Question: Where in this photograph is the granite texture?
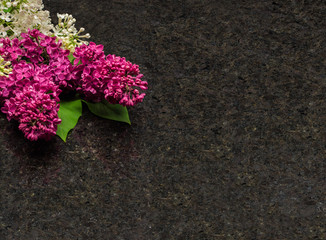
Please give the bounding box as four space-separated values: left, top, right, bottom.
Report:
1 0 326 239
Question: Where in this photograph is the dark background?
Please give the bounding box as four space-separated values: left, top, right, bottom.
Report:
1 0 326 239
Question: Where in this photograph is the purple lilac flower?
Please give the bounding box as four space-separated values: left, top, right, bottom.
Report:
0 30 67 141
1 84 61 141
73 42 148 106
0 61 62 141
104 54 147 106
20 29 69 63
0 37 23 62
0 62 59 101
73 41 105 65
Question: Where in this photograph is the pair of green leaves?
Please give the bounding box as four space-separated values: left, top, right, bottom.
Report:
56 53 130 142
56 99 130 142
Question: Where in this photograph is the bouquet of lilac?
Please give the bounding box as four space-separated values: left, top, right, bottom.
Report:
0 1 147 141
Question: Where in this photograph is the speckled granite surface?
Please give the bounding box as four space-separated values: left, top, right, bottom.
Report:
0 0 326 239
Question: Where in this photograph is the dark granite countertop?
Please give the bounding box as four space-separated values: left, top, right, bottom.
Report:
1 0 325 239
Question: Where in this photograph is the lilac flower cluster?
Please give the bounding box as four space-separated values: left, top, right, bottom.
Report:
73 42 148 106
0 29 147 141
2 84 61 141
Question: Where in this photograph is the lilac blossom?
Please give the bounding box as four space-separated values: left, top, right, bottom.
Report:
73 42 148 106
1 84 61 141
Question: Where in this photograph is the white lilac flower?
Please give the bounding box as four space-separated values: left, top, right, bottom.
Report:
0 12 11 21
0 0 90 53
53 13 90 52
0 24 9 37
0 55 12 77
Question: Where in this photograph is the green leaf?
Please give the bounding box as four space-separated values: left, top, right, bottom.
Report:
84 100 131 125
67 53 75 63
3 7 13 13
56 99 82 142
67 53 81 65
